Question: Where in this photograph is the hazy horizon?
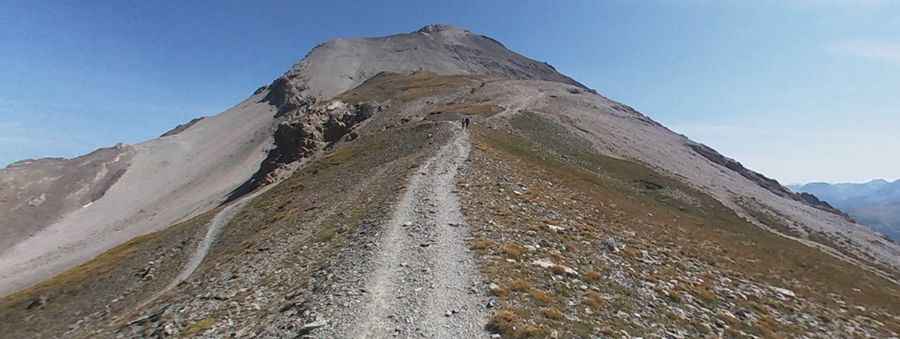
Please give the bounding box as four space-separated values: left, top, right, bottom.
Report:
2 1 898 184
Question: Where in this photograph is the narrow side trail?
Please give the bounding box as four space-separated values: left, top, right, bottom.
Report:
115 189 265 324
344 128 489 338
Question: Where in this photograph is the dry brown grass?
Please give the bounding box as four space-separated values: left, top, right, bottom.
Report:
756 316 785 339
583 291 605 310
336 71 482 104
501 242 527 259
471 238 497 251
509 279 531 292
517 325 546 338
486 310 519 335
692 285 718 305
529 289 553 305
542 307 564 320
550 265 569 276
487 309 548 339
490 285 510 299
584 271 603 282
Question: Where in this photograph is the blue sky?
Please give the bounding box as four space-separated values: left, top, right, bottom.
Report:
1 0 898 184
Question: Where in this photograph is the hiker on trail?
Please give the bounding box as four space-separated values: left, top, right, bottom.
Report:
463 117 470 129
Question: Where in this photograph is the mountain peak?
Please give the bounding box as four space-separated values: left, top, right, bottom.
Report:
270 25 585 99
415 24 466 34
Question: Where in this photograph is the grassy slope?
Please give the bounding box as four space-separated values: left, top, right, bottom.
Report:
0 210 215 338
459 112 900 337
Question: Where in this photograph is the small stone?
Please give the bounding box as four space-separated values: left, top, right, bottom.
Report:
547 224 565 232
488 283 500 292
735 309 752 319
602 237 620 253
532 258 578 276
486 298 497 308
772 287 796 298
25 295 48 310
163 323 177 336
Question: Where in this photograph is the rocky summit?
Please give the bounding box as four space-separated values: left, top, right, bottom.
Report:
2 25 900 338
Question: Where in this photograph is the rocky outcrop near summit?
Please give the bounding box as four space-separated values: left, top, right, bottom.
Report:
227 100 377 201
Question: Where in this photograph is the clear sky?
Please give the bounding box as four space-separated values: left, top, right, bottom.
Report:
1 0 898 184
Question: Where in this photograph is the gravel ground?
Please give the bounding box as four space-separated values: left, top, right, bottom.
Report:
314 127 490 338
123 188 268 318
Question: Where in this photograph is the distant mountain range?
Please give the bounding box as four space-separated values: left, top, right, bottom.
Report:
791 179 900 241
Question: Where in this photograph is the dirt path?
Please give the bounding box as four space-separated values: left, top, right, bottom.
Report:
334 128 488 338
117 189 265 323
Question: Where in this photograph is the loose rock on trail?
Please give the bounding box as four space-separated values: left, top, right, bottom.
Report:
327 127 490 338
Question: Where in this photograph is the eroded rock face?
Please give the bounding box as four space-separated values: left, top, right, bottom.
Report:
0 144 134 250
226 100 377 201
262 75 314 117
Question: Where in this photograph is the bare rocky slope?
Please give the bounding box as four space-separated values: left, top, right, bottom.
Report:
0 144 133 250
2 25 900 338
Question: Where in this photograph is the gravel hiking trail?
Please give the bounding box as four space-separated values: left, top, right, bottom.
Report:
118 189 265 323
341 128 489 338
